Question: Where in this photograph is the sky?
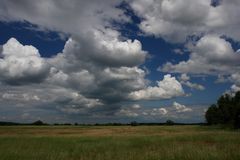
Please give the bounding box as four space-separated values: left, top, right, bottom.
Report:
0 0 240 124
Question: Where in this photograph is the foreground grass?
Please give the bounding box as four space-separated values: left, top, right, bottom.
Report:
0 125 239 160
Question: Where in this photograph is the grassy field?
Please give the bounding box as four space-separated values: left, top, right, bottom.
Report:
0 125 239 160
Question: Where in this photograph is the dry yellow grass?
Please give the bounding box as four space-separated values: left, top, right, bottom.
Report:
0 125 214 137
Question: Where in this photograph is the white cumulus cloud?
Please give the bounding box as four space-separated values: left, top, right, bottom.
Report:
0 38 49 84
160 35 240 75
129 74 184 100
130 0 240 42
173 102 192 113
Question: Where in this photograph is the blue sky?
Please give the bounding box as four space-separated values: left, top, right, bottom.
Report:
0 0 240 123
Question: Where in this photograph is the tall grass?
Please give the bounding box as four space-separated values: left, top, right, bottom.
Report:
0 125 239 160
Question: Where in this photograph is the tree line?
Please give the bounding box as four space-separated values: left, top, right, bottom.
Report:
0 120 205 126
205 91 240 128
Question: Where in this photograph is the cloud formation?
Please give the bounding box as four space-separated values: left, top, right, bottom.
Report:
114 102 204 123
0 0 239 123
160 35 240 76
179 74 205 91
129 74 184 100
0 0 188 122
173 102 192 113
130 0 240 42
0 0 128 35
130 0 240 94
0 38 49 85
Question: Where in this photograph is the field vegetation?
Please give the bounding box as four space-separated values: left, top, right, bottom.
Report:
0 125 239 160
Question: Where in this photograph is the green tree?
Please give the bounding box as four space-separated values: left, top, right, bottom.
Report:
130 121 138 126
166 120 174 125
205 104 220 124
233 92 240 128
32 120 45 125
205 91 240 128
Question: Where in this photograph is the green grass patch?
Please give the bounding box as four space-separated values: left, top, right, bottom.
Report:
0 125 239 160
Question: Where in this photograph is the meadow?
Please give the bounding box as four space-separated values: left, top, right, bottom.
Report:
0 125 239 160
